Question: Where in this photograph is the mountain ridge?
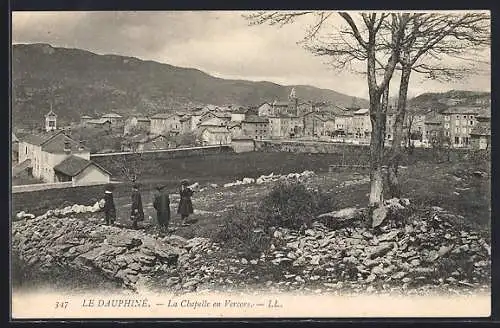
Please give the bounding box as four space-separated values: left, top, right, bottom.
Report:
12 43 490 130
12 43 369 128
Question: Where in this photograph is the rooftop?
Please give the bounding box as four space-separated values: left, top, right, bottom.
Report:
45 110 57 117
273 101 290 107
443 106 483 115
87 118 111 124
151 113 175 119
102 113 123 118
353 108 369 115
18 130 64 146
53 155 110 177
242 116 269 124
43 134 89 154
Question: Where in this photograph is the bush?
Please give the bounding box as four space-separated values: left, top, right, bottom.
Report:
258 182 335 230
215 182 335 258
215 205 270 258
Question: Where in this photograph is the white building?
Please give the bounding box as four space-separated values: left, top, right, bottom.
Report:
45 109 57 132
17 131 111 184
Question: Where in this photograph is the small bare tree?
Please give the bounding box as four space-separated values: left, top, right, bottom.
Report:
111 150 143 183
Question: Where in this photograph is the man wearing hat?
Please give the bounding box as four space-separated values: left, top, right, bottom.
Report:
130 183 144 229
153 185 170 231
177 179 194 226
103 184 116 225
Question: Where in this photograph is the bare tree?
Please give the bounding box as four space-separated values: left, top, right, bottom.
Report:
386 13 490 198
111 151 143 183
245 12 410 207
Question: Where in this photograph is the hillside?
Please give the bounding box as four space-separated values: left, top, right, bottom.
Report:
408 90 490 113
12 43 368 129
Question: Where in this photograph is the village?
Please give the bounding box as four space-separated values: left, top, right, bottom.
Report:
11 87 491 187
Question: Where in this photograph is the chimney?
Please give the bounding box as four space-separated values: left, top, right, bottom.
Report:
64 140 71 154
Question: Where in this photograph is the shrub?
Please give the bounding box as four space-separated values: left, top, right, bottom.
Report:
258 182 335 230
215 182 335 258
215 205 270 258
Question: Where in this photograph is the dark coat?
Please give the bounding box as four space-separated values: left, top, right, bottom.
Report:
130 190 144 221
153 189 170 225
177 187 194 216
103 191 116 219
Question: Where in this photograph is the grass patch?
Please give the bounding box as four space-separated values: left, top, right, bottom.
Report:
215 182 335 258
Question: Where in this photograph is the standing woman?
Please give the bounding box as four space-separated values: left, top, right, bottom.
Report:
130 183 144 229
102 184 116 225
153 185 170 231
177 179 194 226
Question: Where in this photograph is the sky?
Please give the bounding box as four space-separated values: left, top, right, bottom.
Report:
12 11 491 100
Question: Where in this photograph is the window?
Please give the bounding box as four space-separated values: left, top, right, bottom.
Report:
455 137 459 144
445 131 450 137
25 146 27 154
462 127 466 133
456 115 459 119
456 127 459 133
455 120 459 126
463 115 466 119
445 123 449 129
469 120 474 126
445 116 450 121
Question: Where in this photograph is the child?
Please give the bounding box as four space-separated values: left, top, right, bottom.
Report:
130 183 144 229
103 184 116 225
177 179 194 226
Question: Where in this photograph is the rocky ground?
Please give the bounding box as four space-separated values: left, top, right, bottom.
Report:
144 200 490 296
12 161 491 296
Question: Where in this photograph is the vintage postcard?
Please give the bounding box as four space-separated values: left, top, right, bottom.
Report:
10 10 491 319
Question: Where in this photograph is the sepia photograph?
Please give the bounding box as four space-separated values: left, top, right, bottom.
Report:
10 10 491 319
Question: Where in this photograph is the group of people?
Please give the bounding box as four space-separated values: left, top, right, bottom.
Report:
100 179 195 230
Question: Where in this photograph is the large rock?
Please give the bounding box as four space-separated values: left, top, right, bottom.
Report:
106 234 143 249
74 245 126 269
316 207 362 228
372 206 388 228
367 243 394 259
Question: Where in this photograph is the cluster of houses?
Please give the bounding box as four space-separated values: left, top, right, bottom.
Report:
12 89 491 186
117 88 491 151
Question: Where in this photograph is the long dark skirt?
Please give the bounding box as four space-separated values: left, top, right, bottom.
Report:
177 198 193 216
157 210 170 227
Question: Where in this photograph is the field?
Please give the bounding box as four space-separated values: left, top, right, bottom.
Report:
107 152 490 240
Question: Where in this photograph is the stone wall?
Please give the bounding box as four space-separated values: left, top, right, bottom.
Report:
12 211 210 290
90 145 233 164
255 140 472 163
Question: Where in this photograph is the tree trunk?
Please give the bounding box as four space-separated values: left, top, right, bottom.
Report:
368 98 386 207
387 65 411 198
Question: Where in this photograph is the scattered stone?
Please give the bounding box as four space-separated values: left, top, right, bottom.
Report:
372 206 388 228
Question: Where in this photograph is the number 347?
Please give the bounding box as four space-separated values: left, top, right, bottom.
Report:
55 301 68 309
